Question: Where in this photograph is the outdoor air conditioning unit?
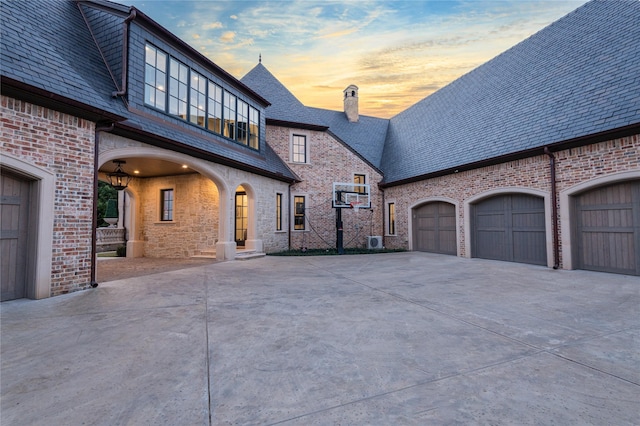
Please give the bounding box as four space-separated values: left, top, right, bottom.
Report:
367 236 383 250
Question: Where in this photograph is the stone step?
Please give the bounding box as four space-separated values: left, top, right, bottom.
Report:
191 249 216 259
235 250 266 261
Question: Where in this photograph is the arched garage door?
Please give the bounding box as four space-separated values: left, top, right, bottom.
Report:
472 194 546 265
574 180 640 276
413 202 456 255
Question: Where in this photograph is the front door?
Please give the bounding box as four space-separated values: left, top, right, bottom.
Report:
235 192 247 247
1 170 31 301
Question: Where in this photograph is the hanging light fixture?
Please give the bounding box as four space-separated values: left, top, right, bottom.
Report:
107 160 131 190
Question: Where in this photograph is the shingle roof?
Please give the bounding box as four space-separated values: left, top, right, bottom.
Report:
381 0 640 185
308 107 388 171
241 63 328 129
115 113 298 181
1 0 296 182
0 0 128 118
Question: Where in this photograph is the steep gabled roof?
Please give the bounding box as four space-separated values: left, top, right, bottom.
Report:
1 0 127 121
241 63 328 130
1 0 297 183
381 0 640 186
308 107 388 172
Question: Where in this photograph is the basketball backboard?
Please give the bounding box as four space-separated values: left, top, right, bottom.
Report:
332 182 371 209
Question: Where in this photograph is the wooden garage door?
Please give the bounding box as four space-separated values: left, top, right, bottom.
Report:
413 202 456 255
472 194 546 265
575 181 640 276
1 170 31 301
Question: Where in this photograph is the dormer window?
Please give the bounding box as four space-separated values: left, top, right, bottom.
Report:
144 44 166 110
143 42 260 151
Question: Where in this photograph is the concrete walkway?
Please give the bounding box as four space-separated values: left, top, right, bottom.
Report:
1 252 638 425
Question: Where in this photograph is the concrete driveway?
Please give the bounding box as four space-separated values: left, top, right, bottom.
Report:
1 252 638 425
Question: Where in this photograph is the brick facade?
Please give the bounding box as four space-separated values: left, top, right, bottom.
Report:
1 95 95 296
383 134 640 269
267 125 384 250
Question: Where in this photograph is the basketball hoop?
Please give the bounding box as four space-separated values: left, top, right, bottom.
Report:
350 201 362 211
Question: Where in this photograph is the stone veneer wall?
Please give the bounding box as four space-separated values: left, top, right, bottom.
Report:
1 95 95 296
267 125 384 250
383 134 640 268
138 173 219 258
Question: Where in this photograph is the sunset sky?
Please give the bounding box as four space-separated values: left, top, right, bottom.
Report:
115 0 588 118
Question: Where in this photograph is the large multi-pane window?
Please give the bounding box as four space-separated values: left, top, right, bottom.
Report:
292 134 307 163
276 193 282 231
169 57 188 119
145 45 167 110
294 196 305 230
190 71 206 127
143 43 259 150
207 82 223 134
237 100 249 145
223 91 236 140
249 107 259 150
161 189 174 221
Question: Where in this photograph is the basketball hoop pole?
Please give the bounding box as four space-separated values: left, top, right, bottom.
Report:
336 207 344 254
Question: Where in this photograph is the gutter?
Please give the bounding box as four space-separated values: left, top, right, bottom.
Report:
112 8 137 98
544 147 560 269
380 123 640 189
91 123 115 288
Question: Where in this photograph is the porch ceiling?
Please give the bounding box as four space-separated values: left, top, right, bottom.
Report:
99 157 196 178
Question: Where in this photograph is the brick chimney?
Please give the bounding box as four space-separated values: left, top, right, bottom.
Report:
343 84 359 123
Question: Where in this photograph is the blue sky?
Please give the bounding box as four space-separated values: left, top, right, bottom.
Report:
115 0 588 117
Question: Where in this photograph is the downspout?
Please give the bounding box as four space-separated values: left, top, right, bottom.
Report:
112 9 137 98
544 147 560 269
287 183 293 250
380 186 386 248
91 123 115 288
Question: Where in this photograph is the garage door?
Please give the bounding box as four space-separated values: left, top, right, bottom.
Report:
1 170 31 301
575 180 640 276
413 202 456 255
472 194 546 265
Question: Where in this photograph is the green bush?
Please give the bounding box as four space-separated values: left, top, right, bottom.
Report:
116 245 126 257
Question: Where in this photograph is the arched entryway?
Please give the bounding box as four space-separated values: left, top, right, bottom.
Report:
99 146 234 261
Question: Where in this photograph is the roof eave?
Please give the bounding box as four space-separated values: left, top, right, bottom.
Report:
112 122 298 183
1 76 127 123
266 118 329 132
380 123 640 188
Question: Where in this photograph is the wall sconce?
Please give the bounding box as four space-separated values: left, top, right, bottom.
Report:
107 160 131 190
